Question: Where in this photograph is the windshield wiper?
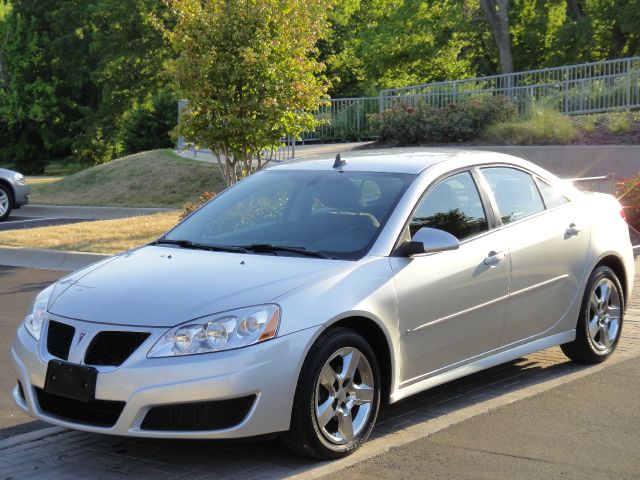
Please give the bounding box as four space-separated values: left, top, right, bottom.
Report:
153 238 248 253
241 244 332 259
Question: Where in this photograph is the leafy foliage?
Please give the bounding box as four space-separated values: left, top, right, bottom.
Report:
0 0 172 172
370 95 517 145
483 103 578 144
322 0 640 98
123 91 178 155
165 0 332 185
616 174 640 237
181 191 217 220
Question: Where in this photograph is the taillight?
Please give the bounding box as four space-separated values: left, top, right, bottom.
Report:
620 207 627 222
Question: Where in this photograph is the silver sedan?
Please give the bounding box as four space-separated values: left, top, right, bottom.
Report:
0 167 30 221
11 150 634 459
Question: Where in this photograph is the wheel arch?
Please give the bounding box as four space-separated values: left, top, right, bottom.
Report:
323 315 395 403
594 254 628 307
0 179 15 207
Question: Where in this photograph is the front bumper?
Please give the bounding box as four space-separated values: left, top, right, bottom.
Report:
11 318 320 439
12 182 30 207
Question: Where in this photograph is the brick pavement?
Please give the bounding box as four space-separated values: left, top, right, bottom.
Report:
2 263 639 480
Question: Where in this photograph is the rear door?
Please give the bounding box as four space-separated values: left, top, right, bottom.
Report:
479 167 591 344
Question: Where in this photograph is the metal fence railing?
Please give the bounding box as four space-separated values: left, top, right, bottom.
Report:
180 57 640 145
301 57 640 142
379 57 640 115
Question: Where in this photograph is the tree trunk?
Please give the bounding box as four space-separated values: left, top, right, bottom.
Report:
566 0 585 21
0 48 7 90
480 0 514 74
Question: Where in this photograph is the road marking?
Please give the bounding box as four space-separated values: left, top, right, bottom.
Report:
1 217 62 225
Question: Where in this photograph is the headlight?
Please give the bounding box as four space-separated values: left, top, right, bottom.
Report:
147 304 280 358
14 172 25 184
24 285 54 340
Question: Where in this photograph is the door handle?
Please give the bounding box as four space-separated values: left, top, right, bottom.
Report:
484 250 506 266
566 223 581 236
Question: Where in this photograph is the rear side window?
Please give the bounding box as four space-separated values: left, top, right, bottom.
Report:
536 178 570 209
481 167 544 224
410 171 488 240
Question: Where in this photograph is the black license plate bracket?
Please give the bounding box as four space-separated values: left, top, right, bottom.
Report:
44 360 97 402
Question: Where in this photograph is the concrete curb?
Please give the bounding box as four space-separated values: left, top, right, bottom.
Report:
0 246 109 271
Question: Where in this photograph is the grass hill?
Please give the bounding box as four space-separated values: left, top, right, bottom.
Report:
28 149 226 208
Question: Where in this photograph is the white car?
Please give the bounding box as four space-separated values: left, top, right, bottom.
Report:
12 150 634 459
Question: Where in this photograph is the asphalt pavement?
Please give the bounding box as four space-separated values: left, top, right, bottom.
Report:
341 355 640 480
1 205 176 232
0 266 65 439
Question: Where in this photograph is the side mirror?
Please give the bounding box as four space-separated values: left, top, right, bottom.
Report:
403 227 460 256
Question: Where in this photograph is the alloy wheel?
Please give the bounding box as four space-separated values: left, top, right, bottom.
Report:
314 347 375 445
588 278 621 351
0 189 8 217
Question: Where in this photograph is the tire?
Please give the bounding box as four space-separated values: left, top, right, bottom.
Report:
0 184 13 221
561 266 624 363
282 327 381 459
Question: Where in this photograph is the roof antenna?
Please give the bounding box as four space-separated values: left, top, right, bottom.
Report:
333 153 347 169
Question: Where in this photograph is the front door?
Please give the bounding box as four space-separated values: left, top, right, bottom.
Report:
391 171 510 387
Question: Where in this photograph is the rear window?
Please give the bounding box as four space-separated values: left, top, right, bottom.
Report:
481 167 545 224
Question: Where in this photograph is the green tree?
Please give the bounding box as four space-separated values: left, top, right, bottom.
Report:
0 0 94 173
166 0 331 185
320 0 497 97
72 0 173 164
0 0 172 172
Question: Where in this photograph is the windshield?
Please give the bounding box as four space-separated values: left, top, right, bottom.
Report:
162 169 414 260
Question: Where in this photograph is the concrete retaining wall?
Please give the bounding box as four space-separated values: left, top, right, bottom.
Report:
467 145 640 179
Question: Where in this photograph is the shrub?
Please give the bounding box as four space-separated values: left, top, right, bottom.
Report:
368 95 517 145
616 174 640 237
181 191 217 220
483 104 577 145
606 112 633 133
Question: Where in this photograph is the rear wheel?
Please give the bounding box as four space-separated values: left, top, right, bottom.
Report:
561 266 623 363
0 184 12 221
282 327 381 459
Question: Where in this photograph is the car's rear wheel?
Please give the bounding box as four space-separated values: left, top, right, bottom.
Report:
561 266 623 363
282 327 381 459
0 184 12 221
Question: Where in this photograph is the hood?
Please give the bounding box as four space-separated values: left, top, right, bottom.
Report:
49 245 351 327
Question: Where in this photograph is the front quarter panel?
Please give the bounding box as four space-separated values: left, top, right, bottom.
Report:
275 256 401 395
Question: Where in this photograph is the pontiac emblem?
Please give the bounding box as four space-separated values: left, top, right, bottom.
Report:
77 332 86 345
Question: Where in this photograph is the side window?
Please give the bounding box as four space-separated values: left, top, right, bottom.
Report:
536 178 570 209
410 171 488 240
481 167 544 224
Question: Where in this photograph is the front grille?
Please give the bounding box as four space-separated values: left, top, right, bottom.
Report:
47 320 75 360
84 331 150 367
34 387 125 427
141 396 256 431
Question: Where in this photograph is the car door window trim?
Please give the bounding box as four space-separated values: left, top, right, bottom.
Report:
391 167 494 255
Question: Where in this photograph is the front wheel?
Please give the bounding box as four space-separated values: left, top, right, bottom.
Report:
0 184 12 221
282 327 381 459
561 266 624 363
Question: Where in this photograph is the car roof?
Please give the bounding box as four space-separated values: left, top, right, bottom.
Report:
268 148 530 175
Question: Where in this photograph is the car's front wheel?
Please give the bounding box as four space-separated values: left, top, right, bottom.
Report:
561 266 624 363
283 327 381 459
0 184 12 221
